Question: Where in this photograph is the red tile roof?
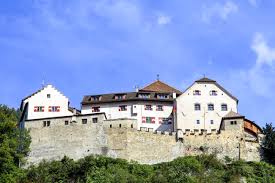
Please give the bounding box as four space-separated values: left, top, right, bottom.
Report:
140 80 182 94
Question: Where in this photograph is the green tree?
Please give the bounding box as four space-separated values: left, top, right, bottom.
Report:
262 123 275 164
0 105 31 183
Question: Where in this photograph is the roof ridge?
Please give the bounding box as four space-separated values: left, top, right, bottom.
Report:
195 77 216 83
141 80 182 94
223 110 244 118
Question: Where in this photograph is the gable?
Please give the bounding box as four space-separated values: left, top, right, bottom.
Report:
177 78 238 102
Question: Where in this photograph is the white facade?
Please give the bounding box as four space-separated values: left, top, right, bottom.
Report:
176 81 238 133
81 101 173 131
21 85 73 120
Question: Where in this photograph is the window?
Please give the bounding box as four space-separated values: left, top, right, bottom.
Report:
115 94 126 100
196 120 200 124
47 94 51 98
221 104 228 111
92 106 100 112
82 119 87 124
119 105 127 111
157 94 168 99
90 96 101 101
210 120 214 124
230 121 237 125
92 118 98 123
159 117 172 124
210 90 217 96
43 121 50 127
65 121 69 125
144 105 152 110
34 106 44 112
138 93 150 99
48 106 60 112
194 103 201 111
156 105 163 111
193 90 201 96
142 117 155 124
208 104 214 111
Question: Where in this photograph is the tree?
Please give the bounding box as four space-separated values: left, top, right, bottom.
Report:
262 123 275 164
0 105 31 183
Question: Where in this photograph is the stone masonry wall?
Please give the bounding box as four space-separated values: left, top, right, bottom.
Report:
25 118 262 166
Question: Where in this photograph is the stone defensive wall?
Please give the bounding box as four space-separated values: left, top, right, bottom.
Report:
24 116 262 166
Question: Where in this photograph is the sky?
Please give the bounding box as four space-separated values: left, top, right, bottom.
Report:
0 0 275 127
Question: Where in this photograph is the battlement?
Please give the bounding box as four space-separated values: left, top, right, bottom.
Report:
24 115 262 166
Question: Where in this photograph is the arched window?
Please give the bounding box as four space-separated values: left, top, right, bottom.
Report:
210 90 217 96
193 90 201 96
194 103 201 111
208 104 214 111
221 104 228 111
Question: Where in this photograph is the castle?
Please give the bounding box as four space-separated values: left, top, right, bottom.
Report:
19 77 263 165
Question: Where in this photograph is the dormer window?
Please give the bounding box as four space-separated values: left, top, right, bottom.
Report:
156 94 168 99
193 90 201 96
92 106 100 112
194 103 201 111
90 96 101 101
208 104 214 111
138 93 150 99
221 104 228 111
115 94 126 100
210 90 217 96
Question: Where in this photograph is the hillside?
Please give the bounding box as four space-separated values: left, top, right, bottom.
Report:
22 155 275 183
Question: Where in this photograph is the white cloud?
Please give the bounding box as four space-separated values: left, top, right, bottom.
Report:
202 1 238 23
234 33 275 97
251 32 275 67
157 15 171 25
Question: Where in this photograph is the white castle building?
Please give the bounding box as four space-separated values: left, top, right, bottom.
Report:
81 80 181 131
19 77 264 165
176 77 238 134
20 85 75 123
19 77 262 136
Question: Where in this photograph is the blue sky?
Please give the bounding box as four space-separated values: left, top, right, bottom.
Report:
0 0 275 127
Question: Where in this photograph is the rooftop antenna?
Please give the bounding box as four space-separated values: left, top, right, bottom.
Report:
42 80 45 87
157 74 160 81
42 73 46 88
134 85 139 92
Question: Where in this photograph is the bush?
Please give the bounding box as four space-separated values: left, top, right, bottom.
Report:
21 154 275 183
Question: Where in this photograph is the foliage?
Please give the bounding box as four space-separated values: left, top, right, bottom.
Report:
22 154 275 183
262 123 275 164
0 105 31 183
